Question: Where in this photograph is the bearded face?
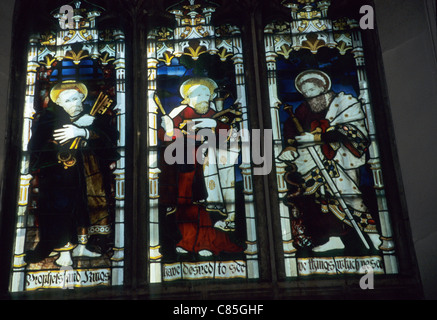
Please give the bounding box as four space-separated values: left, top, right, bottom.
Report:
301 82 325 99
300 81 333 113
306 94 333 113
193 101 210 114
187 85 212 114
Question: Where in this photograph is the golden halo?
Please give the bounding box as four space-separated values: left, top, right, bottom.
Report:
50 81 88 104
180 77 218 103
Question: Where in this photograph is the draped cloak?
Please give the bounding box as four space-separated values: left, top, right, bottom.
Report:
283 91 378 247
27 104 119 256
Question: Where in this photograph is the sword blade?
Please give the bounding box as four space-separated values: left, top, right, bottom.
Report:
307 145 370 250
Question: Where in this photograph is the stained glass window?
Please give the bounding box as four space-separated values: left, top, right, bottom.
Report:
9 0 126 291
265 0 398 277
2 0 423 300
147 0 259 283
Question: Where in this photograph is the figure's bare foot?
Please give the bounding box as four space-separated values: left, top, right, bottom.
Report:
176 247 188 254
55 251 73 267
72 244 101 258
312 237 345 252
368 233 382 250
198 250 213 257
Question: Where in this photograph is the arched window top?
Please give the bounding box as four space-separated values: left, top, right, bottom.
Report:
51 0 106 30
265 0 364 57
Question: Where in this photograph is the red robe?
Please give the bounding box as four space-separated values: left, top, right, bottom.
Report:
158 106 242 255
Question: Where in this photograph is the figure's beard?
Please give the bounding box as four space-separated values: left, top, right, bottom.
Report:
307 92 334 113
194 101 210 114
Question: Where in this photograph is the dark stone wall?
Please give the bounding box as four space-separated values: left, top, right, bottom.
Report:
375 0 437 300
0 0 14 177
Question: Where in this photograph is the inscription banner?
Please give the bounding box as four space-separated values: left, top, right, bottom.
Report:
163 261 247 281
25 268 111 291
297 256 384 276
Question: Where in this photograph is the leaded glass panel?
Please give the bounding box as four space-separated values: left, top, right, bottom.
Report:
147 0 259 283
9 0 126 292
265 0 398 277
